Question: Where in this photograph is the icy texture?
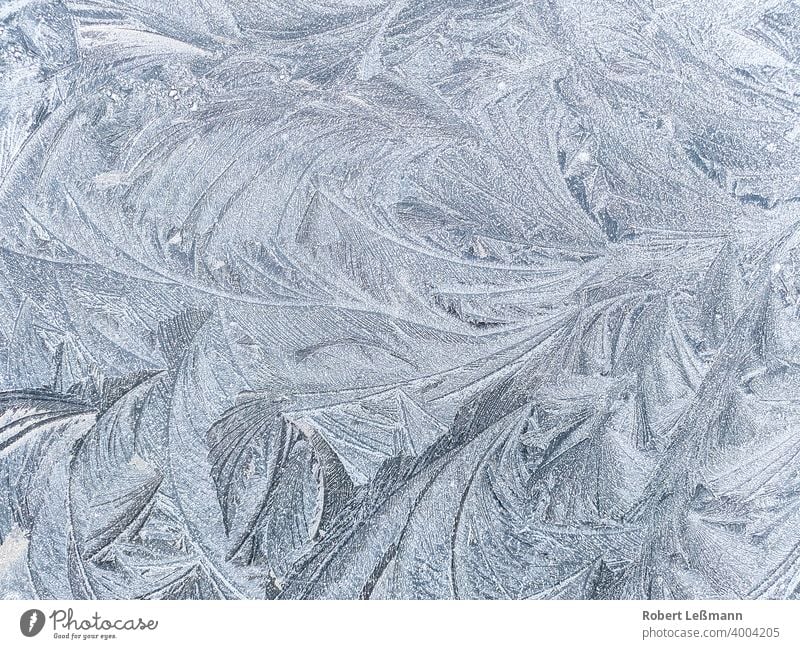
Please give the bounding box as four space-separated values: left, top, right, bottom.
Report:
1 0 800 600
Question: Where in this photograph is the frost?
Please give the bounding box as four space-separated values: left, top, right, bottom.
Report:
1 0 800 600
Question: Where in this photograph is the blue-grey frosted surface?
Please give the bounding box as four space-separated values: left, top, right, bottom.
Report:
1 0 799 600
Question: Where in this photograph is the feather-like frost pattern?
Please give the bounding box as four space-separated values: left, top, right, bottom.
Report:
1 0 800 599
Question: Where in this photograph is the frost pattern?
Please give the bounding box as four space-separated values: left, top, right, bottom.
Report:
1 0 800 600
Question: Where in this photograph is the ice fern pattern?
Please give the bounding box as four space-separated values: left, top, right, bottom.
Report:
1 0 800 600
